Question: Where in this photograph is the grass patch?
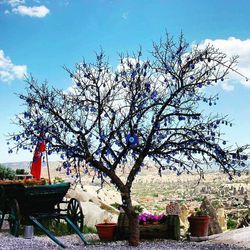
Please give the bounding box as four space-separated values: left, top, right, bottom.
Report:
20 219 97 236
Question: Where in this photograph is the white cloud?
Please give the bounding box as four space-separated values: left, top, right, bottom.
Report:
4 9 10 14
7 0 25 6
221 82 234 92
198 37 250 89
12 5 49 17
0 50 27 83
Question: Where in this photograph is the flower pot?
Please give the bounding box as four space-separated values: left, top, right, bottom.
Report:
188 216 210 237
95 223 117 241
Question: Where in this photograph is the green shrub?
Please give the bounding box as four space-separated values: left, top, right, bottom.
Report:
32 219 97 236
15 168 29 175
151 193 159 197
227 218 237 229
0 164 15 180
110 202 121 210
83 224 97 234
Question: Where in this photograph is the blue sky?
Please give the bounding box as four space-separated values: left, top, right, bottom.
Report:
1 0 250 163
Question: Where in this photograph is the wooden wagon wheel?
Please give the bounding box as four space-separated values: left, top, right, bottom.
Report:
67 198 84 232
8 199 21 237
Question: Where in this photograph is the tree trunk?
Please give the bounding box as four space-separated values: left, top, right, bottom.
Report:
127 212 140 246
121 192 140 246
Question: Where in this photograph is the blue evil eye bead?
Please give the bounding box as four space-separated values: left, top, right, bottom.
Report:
76 121 81 128
243 155 248 160
122 81 126 88
90 107 96 112
151 91 158 99
16 135 20 141
190 64 195 69
223 141 226 145
24 112 31 118
190 75 194 80
126 134 138 146
76 82 81 87
197 83 203 88
131 71 136 78
145 82 150 88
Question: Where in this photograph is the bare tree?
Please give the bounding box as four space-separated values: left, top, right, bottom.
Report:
8 34 249 246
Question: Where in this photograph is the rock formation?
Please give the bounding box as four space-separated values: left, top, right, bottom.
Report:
200 197 222 235
66 185 120 227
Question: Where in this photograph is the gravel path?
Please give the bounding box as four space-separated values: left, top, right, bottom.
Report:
0 232 249 250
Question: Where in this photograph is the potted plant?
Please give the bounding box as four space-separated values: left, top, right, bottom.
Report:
188 208 210 237
95 219 117 241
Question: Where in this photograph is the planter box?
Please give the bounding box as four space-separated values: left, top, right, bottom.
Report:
140 223 167 239
116 213 180 240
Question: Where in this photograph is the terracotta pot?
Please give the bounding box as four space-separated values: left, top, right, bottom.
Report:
188 216 210 237
95 223 117 241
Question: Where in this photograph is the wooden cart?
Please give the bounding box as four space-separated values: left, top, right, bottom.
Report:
0 182 88 248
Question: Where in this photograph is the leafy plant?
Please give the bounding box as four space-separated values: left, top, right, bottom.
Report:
33 219 97 236
192 208 208 216
111 202 121 210
15 168 29 175
53 177 65 184
151 193 159 197
227 218 237 229
0 164 15 180
83 224 97 234
134 205 143 214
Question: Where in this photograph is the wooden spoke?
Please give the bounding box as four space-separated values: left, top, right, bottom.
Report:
67 198 84 232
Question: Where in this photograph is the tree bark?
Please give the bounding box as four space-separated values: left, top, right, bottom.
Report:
127 212 140 246
122 192 140 246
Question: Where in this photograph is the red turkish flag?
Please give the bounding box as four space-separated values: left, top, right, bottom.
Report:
31 138 46 180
